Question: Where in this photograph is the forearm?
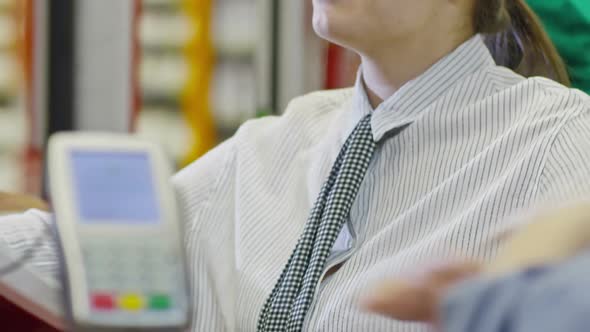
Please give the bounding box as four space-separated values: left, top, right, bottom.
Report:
441 250 590 332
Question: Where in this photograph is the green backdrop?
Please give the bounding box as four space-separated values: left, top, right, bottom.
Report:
527 0 590 93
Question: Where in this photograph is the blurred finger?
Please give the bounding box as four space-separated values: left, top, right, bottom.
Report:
429 261 482 287
360 280 436 322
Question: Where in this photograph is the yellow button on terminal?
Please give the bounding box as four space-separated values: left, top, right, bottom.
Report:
118 294 145 311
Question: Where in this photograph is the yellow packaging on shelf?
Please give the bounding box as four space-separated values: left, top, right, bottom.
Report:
180 0 217 166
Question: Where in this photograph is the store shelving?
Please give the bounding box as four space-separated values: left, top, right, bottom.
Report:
140 0 261 124
0 0 17 106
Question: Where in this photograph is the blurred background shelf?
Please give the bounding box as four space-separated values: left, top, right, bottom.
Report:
0 0 16 108
139 0 263 130
0 0 347 193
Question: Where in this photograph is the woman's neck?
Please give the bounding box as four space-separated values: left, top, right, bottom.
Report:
360 32 474 109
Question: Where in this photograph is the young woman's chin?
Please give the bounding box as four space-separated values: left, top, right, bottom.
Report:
312 5 359 49
311 0 411 52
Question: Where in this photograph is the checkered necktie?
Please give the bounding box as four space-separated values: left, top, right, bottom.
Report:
257 114 376 332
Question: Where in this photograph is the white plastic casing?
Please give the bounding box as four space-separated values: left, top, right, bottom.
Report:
48 132 190 330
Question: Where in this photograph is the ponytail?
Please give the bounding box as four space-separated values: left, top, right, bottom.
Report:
473 0 571 86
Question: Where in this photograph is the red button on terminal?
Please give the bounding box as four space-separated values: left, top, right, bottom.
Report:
91 293 115 310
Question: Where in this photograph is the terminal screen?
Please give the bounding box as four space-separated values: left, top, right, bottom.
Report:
70 150 161 224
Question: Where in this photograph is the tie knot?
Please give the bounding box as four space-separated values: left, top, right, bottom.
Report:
349 114 375 144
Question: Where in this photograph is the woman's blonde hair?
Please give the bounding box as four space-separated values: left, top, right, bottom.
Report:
474 0 571 86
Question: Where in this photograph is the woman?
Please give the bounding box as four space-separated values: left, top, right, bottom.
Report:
1 0 589 331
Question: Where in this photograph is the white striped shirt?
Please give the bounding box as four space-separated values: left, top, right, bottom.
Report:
1 35 590 331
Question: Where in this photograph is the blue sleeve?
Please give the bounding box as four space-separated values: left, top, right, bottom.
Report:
441 250 590 332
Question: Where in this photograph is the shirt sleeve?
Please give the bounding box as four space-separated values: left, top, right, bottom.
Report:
440 250 590 332
537 100 590 206
171 138 236 236
171 138 239 331
0 209 59 279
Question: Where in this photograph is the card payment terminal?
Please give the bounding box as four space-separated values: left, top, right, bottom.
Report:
48 133 190 332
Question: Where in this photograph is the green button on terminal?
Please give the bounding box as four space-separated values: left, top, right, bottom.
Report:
149 294 171 310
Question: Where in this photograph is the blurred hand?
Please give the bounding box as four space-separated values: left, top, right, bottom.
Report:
0 192 49 213
360 201 590 325
485 202 590 276
360 262 481 325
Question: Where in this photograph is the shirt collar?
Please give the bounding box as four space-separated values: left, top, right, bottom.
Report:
347 34 496 142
